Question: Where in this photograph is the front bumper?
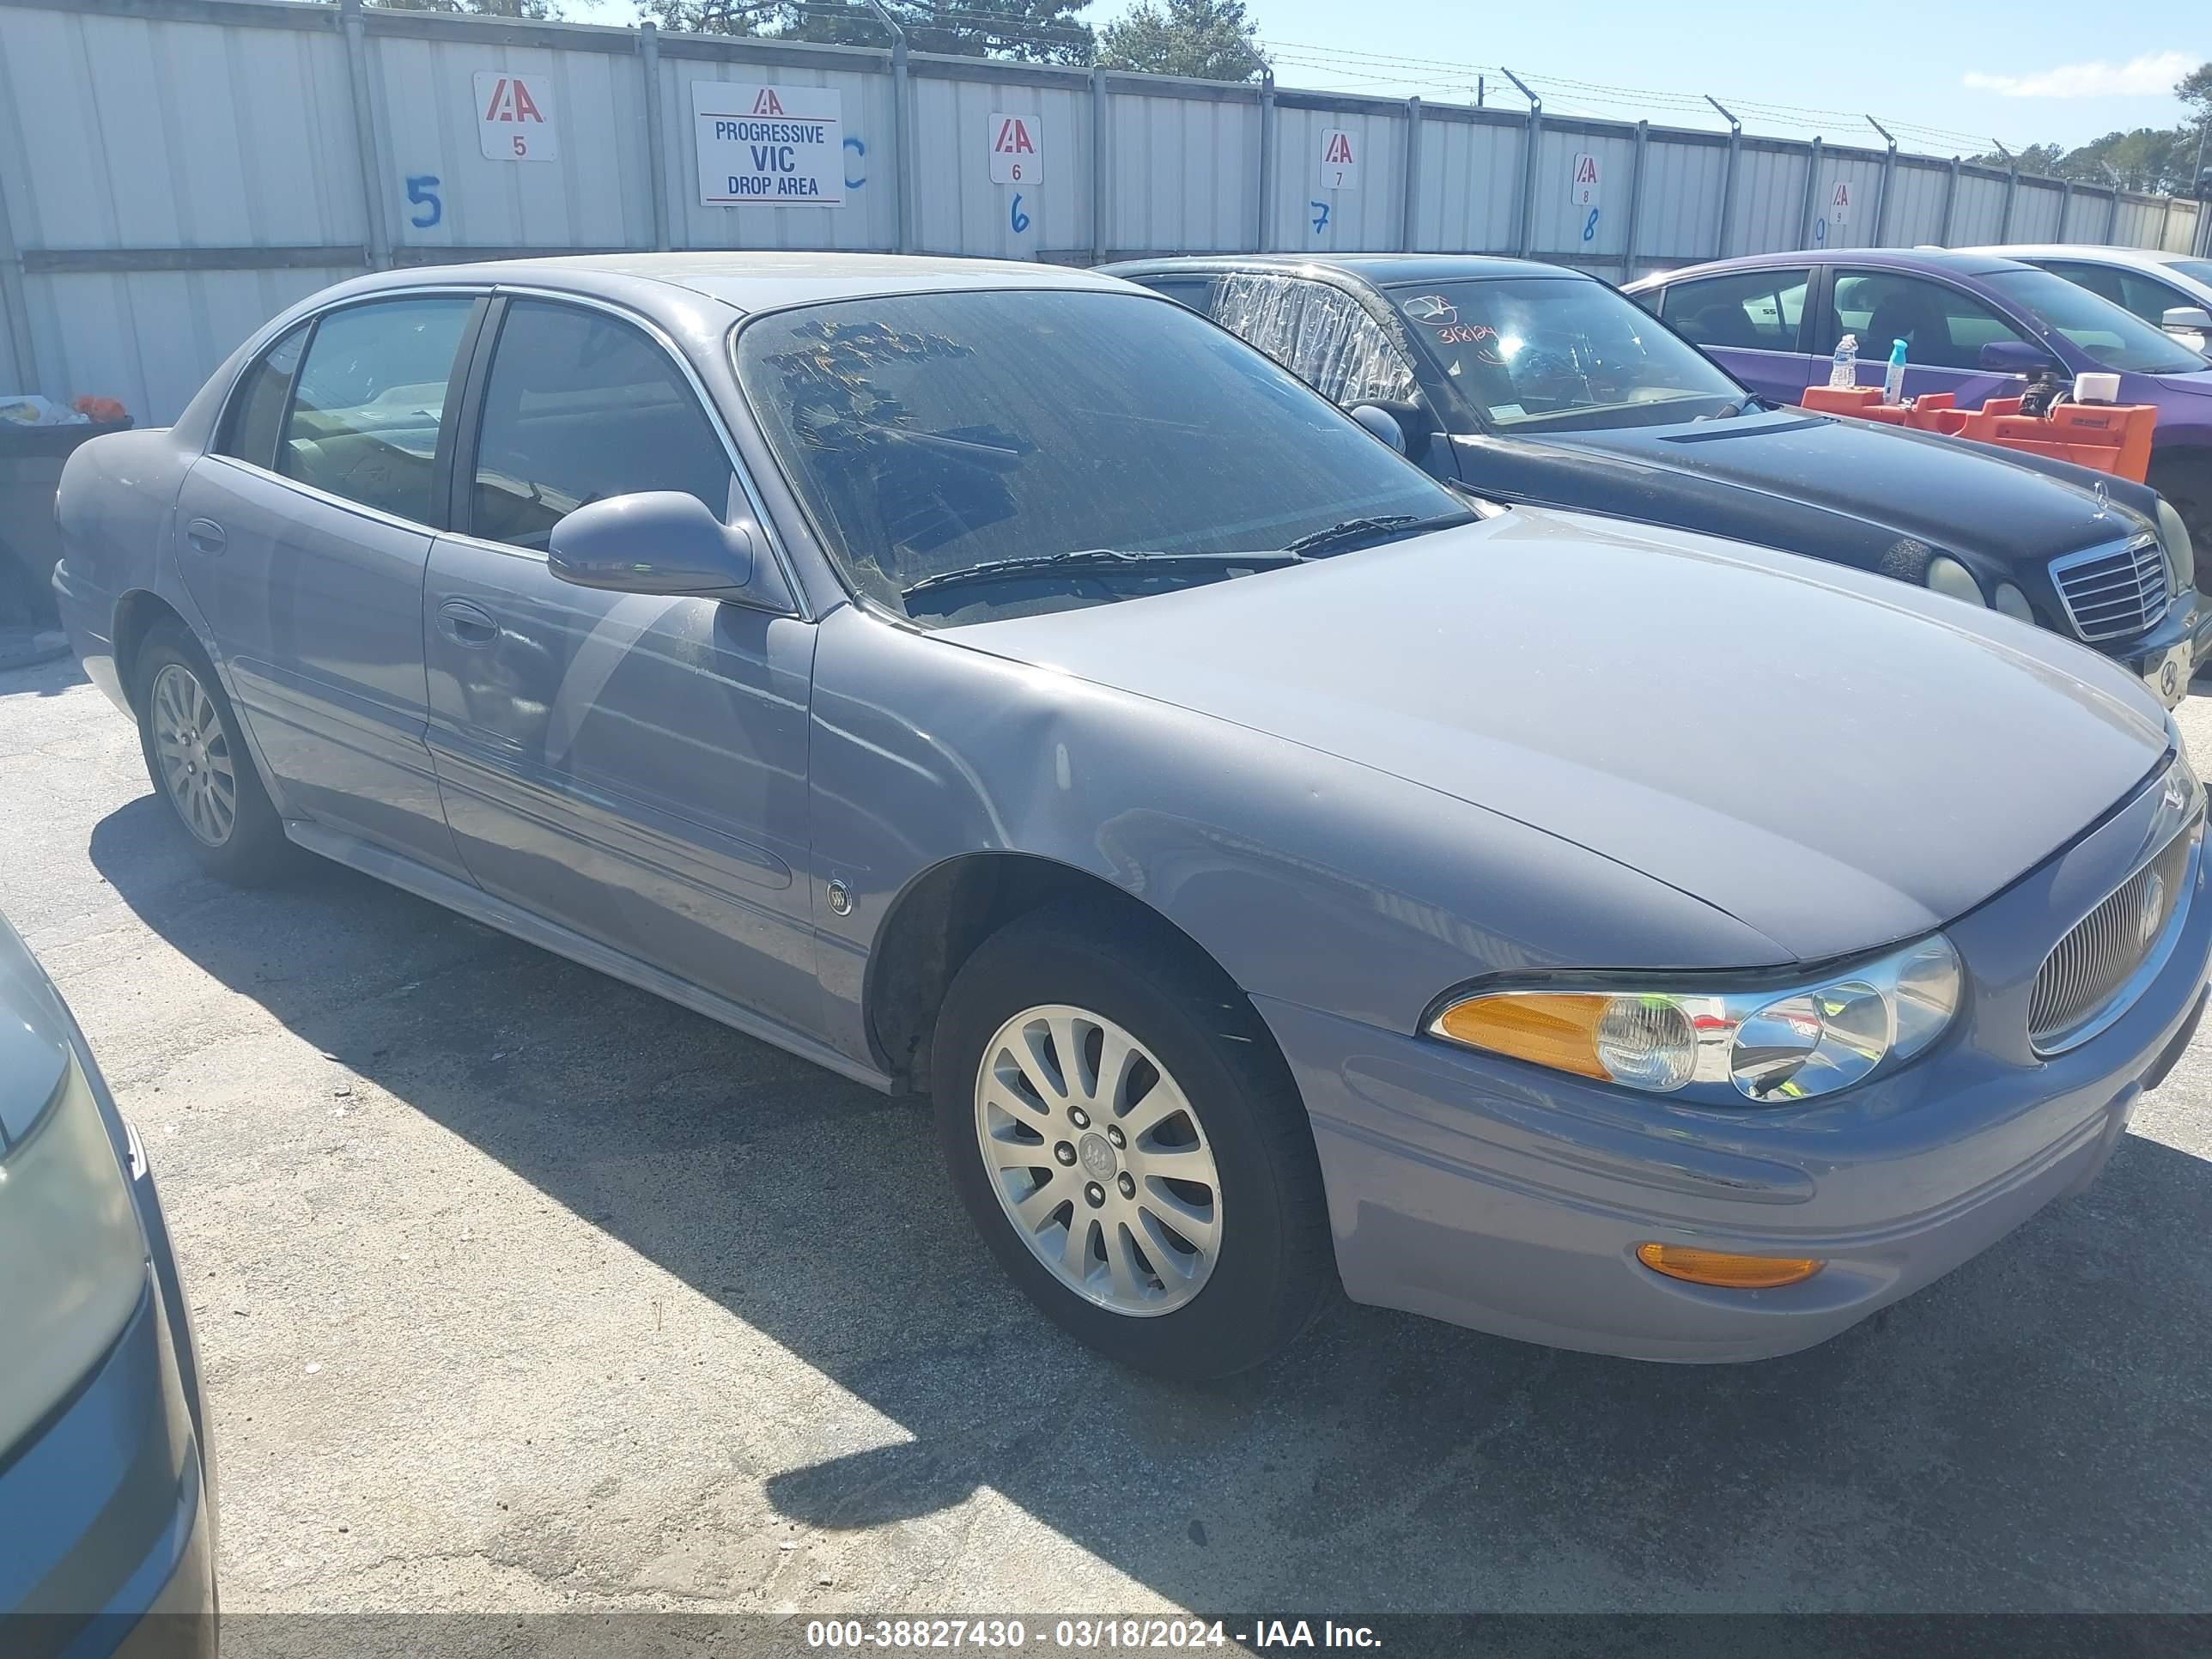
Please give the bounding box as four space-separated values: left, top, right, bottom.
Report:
1262 768 2212 1364
0 1279 216 1657
2114 594 2199 708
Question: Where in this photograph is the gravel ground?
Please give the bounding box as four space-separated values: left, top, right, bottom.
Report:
3 651 2210 1626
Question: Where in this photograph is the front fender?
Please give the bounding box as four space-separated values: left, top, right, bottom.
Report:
805 604 1787 1073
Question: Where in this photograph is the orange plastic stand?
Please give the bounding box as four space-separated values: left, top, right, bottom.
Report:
1796 384 2154 482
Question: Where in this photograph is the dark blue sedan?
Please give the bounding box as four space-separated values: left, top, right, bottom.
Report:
0 912 216 1655
1109 253 2208 696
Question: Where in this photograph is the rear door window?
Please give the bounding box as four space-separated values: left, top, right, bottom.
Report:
467 300 735 552
1130 276 1218 317
279 297 475 524
216 322 310 470
1656 269 1809 352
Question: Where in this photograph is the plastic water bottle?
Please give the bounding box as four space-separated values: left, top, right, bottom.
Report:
1882 337 1908 404
1828 333 1858 389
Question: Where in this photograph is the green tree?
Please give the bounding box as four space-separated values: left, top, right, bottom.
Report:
1967 142 2064 175
1097 0 1267 83
2176 59 2212 192
638 0 1096 66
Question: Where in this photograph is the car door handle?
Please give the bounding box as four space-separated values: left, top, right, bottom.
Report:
436 597 500 647
185 518 227 556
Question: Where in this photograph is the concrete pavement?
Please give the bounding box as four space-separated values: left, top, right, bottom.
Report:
3 651 2209 1622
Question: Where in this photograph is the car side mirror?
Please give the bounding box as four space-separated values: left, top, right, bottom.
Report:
1349 398 1434 462
1978 340 2063 378
2162 305 2212 334
547 491 791 611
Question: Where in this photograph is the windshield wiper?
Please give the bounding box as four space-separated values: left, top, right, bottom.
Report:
902 545 1303 599
1280 511 1475 557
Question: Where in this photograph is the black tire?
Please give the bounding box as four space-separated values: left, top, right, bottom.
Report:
931 901 1334 1380
132 620 295 884
2149 455 2212 571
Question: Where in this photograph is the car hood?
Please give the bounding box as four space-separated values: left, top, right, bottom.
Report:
945 507 2169 962
1540 409 2141 560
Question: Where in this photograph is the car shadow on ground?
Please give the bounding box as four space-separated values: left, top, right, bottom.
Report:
88 794 2212 1618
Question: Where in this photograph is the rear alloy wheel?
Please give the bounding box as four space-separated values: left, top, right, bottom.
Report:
133 622 293 883
149 662 238 848
933 902 1333 1379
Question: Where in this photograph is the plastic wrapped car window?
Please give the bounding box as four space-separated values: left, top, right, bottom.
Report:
1208 273 1420 408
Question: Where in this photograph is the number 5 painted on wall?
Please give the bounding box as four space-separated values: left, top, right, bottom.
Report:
405 175 443 229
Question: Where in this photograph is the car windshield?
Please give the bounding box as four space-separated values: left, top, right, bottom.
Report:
2168 258 2212 290
1386 276 1747 432
734 289 1468 628
1983 268 2209 374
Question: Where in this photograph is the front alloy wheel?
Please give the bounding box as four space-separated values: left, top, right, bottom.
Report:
932 902 1334 1379
975 1004 1222 1316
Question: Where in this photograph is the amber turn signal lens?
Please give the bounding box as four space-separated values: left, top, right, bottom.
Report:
1635 1243 1824 1290
1431 993 1613 1080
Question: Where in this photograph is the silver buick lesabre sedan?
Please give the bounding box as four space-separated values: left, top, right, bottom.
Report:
52 254 2212 1378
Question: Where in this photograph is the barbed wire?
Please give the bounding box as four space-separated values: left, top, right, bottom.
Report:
656 5 2040 155
1259 37 2028 154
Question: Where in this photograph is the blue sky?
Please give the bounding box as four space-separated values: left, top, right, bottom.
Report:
563 0 2204 156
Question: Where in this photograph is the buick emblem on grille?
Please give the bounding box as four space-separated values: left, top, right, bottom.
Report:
2093 481 2110 518
2137 871 2168 945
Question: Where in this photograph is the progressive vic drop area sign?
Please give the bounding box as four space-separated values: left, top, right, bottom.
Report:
692 82 845 208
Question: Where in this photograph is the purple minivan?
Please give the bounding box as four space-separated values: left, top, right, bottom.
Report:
1626 249 2212 548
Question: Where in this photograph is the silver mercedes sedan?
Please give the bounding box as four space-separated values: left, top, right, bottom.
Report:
52 253 2212 1377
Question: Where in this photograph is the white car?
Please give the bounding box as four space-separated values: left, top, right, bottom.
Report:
1960 245 2212 356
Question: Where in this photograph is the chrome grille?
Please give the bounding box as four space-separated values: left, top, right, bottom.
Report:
2029 823 2196 1052
2050 534 2168 642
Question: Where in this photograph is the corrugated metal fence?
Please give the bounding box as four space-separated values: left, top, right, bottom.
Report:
1 0 2205 423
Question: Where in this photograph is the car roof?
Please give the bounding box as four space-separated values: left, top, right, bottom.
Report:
1633 246 2034 286
1100 252 1588 288
1954 244 2192 269
324 252 1129 314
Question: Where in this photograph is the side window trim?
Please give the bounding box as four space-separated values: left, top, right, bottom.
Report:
430 296 496 535
447 285 810 619
446 293 508 538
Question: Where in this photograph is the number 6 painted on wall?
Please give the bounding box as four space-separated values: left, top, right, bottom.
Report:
1010 192 1030 234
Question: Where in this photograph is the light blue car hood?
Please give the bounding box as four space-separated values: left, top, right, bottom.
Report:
946 507 2170 962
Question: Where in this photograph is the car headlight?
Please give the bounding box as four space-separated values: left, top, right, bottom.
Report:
1925 556 1985 606
2154 498 2197 594
1428 933 1964 1103
1991 582 2033 622
0 921 149 1458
